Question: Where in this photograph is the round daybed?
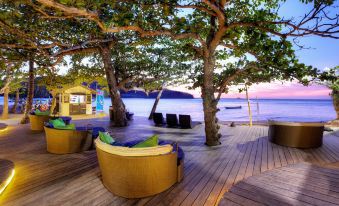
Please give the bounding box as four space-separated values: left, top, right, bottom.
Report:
268 119 325 148
44 126 91 154
29 114 51 132
95 138 184 198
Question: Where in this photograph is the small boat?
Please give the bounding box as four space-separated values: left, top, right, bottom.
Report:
225 106 242 109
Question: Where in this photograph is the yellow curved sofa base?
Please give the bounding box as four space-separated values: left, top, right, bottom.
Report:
44 126 91 154
95 139 179 198
29 115 51 132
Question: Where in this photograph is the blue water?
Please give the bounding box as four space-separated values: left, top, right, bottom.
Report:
0 97 336 122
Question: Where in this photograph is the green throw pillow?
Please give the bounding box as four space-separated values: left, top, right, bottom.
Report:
54 123 76 130
132 135 159 148
50 118 66 128
35 109 50 116
99 131 115 144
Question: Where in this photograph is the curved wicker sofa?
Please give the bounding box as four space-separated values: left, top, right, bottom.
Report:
268 120 325 148
95 138 184 198
44 126 91 154
29 114 51 132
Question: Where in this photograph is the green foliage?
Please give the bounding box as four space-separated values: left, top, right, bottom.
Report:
0 0 337 98
319 66 339 98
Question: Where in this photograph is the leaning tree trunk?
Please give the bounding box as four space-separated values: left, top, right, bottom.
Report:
49 91 57 116
99 43 127 127
20 59 34 124
148 87 164 119
1 87 9 119
332 89 339 120
11 89 19 113
202 55 221 146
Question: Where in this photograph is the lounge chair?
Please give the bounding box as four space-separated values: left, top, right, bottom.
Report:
179 114 192 129
153 112 165 126
126 112 134 120
109 106 134 121
95 138 184 198
166 113 178 128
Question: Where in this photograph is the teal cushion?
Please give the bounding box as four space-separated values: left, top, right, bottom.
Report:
35 109 50 116
132 135 159 148
54 123 76 130
99 131 115 144
49 118 66 128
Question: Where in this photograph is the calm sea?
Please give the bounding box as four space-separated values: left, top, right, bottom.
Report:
0 97 336 122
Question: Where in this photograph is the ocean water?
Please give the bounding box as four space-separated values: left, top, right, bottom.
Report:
0 97 336 122
116 98 336 122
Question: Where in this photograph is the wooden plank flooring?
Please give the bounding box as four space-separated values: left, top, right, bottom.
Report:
0 117 338 206
220 163 339 206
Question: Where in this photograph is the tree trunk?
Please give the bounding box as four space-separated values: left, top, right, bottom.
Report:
99 43 127 127
202 55 221 146
11 89 19 114
148 87 164 119
1 87 9 119
332 89 339 120
49 91 57 116
20 59 35 124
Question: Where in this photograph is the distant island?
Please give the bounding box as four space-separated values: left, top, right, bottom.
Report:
11 81 194 99
120 89 194 99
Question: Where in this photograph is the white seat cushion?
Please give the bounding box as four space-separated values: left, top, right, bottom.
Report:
95 138 173 157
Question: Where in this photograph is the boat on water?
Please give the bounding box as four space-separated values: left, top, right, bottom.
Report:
225 106 242 109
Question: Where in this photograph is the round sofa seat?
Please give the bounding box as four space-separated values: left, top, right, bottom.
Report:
29 115 51 132
44 127 91 154
268 120 325 148
95 139 179 198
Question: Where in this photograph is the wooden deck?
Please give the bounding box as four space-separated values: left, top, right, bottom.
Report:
220 163 339 206
0 117 339 206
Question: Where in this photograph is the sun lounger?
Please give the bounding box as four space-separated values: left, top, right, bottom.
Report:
179 114 192 129
126 112 134 120
109 106 134 121
166 114 178 128
153 112 165 126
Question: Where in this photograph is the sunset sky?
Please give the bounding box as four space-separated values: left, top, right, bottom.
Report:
169 82 333 99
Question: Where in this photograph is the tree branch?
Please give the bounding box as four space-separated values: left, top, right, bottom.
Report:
35 0 207 47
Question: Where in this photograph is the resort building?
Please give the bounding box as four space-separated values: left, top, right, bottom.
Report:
51 85 96 116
